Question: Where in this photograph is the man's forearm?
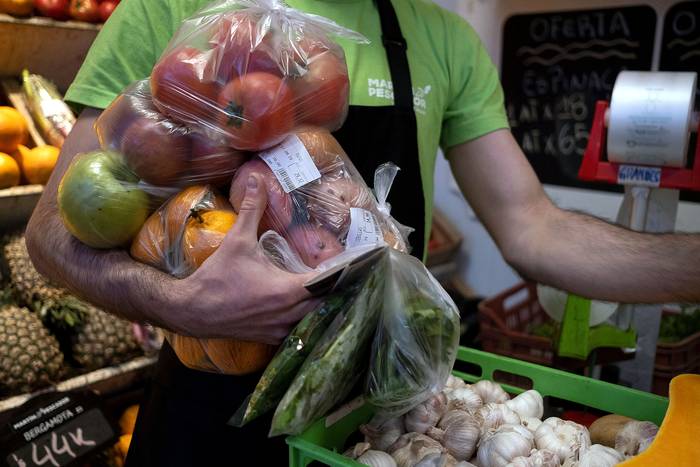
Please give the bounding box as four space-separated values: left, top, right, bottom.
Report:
25 108 183 330
510 205 700 303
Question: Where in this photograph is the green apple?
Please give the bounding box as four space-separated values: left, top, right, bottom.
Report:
58 150 150 249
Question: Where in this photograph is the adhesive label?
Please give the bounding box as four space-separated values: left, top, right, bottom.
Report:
259 135 321 193
346 208 383 248
617 165 662 187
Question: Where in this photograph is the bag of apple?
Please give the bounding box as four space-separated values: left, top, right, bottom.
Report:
149 0 368 151
95 80 248 188
230 128 411 270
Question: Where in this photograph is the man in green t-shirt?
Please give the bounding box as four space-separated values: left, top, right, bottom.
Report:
25 0 700 465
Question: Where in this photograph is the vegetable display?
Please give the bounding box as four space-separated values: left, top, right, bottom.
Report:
343 377 660 467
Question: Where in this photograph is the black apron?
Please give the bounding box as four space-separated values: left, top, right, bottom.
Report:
125 1 423 465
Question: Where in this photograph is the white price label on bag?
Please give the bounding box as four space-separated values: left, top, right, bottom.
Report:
346 208 384 248
259 135 321 193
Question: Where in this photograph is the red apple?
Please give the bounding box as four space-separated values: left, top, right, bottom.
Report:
35 0 71 20
121 118 191 186
286 223 344 268
302 176 374 232
188 134 248 187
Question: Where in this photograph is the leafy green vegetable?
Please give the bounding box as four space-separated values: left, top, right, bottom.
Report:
230 292 353 427
270 268 384 436
658 307 700 343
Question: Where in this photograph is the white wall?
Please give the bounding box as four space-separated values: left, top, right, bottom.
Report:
433 0 700 297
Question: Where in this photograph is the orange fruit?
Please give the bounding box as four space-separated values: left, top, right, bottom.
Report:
0 0 34 16
118 405 139 435
14 145 60 185
0 152 20 189
0 106 28 154
183 209 237 268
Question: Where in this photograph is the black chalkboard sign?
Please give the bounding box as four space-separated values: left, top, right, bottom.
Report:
502 7 656 192
1 391 117 467
661 1 700 76
659 1 700 203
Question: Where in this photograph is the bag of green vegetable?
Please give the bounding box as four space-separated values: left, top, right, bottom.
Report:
366 249 460 416
269 257 387 436
230 290 355 427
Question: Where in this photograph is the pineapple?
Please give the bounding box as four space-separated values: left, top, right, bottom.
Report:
3 234 142 371
69 301 142 370
3 234 66 308
0 300 64 394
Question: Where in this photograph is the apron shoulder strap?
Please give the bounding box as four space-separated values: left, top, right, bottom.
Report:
374 0 414 111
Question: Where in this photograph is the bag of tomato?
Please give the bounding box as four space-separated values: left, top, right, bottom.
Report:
149 0 368 151
95 80 248 188
230 128 411 270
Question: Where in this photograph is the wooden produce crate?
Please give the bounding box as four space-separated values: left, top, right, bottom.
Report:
0 79 46 232
0 356 156 426
0 13 99 93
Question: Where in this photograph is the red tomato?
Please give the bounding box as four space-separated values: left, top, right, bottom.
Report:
69 0 100 22
151 46 221 125
216 72 294 151
97 0 118 21
210 12 281 82
291 51 349 128
35 0 70 20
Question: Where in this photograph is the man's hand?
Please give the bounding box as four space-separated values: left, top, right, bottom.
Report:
174 173 320 343
26 107 319 344
448 129 700 303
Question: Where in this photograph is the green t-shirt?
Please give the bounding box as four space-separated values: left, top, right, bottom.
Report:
65 0 509 253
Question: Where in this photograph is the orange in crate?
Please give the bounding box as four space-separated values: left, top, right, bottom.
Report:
0 106 27 154
0 152 20 189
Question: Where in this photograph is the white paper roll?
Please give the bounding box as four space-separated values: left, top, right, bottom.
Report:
608 71 697 168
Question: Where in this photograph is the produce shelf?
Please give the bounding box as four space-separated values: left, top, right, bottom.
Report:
0 13 99 92
286 346 669 467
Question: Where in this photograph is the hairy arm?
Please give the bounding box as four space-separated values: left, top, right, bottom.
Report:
26 108 318 342
26 108 175 325
448 129 700 303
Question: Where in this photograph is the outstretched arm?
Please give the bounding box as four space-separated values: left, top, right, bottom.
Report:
26 108 318 343
448 129 700 303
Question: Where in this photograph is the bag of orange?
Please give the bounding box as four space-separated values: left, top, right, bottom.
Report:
130 184 276 374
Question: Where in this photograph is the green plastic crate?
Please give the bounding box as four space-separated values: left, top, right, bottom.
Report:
286 346 669 467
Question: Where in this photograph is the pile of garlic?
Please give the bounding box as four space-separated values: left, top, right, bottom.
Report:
344 376 658 467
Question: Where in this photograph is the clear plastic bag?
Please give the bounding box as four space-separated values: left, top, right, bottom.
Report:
270 257 386 436
95 80 248 188
149 0 368 151
366 250 461 416
129 184 277 374
230 128 410 268
268 248 459 435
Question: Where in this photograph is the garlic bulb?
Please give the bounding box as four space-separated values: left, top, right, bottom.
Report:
415 452 465 467
534 417 591 463
427 411 480 460
390 433 444 467
439 410 470 430
446 387 483 413
344 442 372 459
505 449 559 467
520 417 543 434
563 444 624 467
478 403 521 435
405 393 448 434
477 424 534 467
472 380 510 404
446 374 468 390
361 415 405 451
357 450 398 467
504 390 544 419
614 420 658 457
